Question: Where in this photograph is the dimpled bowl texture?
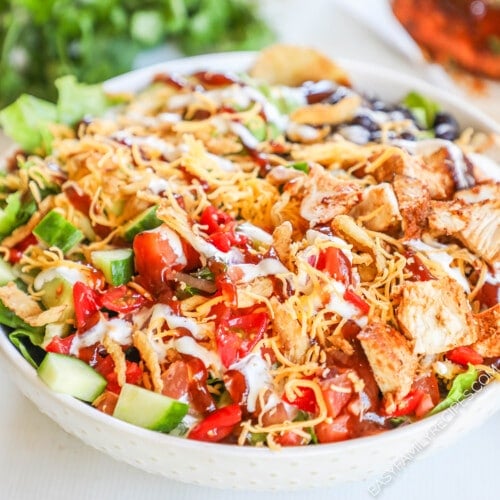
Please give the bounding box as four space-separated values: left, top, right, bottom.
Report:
0 52 499 491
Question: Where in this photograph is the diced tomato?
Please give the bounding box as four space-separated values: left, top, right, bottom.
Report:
105 361 143 394
223 369 248 405
316 247 352 285
194 71 237 87
45 333 76 355
275 431 308 447
200 206 247 252
133 225 195 292
8 233 38 263
446 346 484 366
344 289 370 315
186 356 216 414
315 414 352 444
475 281 499 309
415 393 435 418
412 373 441 406
73 281 100 330
320 373 353 419
283 384 317 413
200 206 233 234
405 250 435 281
99 285 147 314
208 232 233 252
388 389 425 417
188 403 242 442
216 311 269 368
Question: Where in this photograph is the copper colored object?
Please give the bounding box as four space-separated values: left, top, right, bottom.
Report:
392 0 500 80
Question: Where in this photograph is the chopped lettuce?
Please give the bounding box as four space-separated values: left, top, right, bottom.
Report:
403 91 440 129
0 192 36 240
0 77 120 154
0 95 57 154
429 365 479 416
55 75 116 127
0 300 44 368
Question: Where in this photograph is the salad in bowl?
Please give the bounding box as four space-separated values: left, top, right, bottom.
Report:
0 44 498 487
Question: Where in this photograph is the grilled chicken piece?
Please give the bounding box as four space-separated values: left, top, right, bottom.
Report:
472 304 500 358
350 182 401 233
392 174 430 240
299 165 362 226
369 147 456 200
331 214 386 280
358 321 417 400
397 277 478 355
428 199 500 267
271 297 310 363
454 181 500 204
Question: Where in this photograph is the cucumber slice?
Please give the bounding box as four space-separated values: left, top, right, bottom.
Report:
37 353 106 402
113 383 188 432
121 206 162 242
33 210 84 253
0 259 16 285
91 248 134 286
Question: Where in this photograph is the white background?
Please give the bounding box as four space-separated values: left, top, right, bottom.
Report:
0 1 498 499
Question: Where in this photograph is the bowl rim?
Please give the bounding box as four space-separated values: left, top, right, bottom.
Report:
0 50 499 460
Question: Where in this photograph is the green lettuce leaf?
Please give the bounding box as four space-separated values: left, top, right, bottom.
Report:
55 75 115 126
403 91 440 129
429 365 478 416
0 300 44 368
0 94 57 153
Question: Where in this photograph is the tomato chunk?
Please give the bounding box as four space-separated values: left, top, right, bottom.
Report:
316 247 352 285
45 334 76 355
133 225 193 292
188 404 242 442
216 310 269 368
99 285 147 314
73 281 100 330
446 346 484 366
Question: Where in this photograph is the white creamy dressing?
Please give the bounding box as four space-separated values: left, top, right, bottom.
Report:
148 303 205 340
148 226 187 267
189 233 245 264
230 353 273 412
33 266 86 290
338 125 370 145
166 336 223 374
326 280 368 327
305 230 354 262
236 222 273 245
147 177 170 194
286 122 322 141
231 258 288 283
111 130 178 161
407 239 470 292
70 318 133 356
206 152 236 172
229 121 260 149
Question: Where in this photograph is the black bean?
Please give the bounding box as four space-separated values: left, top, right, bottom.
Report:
400 131 416 141
351 114 380 132
434 111 459 140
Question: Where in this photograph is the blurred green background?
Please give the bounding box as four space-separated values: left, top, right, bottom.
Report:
0 0 274 107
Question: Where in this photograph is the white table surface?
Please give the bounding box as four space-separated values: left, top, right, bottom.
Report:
0 1 498 499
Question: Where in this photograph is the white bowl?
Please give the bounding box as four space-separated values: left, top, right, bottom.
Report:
0 52 499 491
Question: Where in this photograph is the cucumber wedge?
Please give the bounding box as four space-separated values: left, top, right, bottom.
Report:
121 206 161 242
33 210 84 253
37 352 106 402
113 383 188 432
91 248 134 286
